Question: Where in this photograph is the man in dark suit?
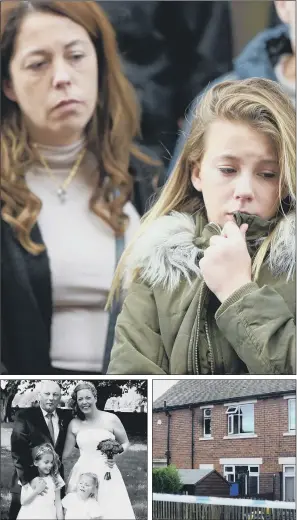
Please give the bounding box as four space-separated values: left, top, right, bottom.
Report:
9 380 73 520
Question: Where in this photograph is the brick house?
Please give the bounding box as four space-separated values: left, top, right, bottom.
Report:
153 379 296 501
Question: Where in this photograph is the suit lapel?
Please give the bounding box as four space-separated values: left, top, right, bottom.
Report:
55 409 62 448
33 408 68 456
34 407 54 446
55 409 68 456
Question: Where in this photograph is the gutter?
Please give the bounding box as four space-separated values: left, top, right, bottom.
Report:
153 390 296 413
190 405 194 469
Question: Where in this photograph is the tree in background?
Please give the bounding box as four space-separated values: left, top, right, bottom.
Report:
1 380 147 422
1 380 20 422
152 465 183 494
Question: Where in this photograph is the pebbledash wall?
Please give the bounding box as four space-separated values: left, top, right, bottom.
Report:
153 392 296 500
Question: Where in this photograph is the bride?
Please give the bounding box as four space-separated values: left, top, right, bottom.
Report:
62 381 135 520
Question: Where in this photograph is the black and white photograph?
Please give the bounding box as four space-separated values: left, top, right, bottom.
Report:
1 379 147 520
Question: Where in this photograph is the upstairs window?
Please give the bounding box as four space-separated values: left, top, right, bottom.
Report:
203 408 212 437
288 398 296 433
226 404 254 435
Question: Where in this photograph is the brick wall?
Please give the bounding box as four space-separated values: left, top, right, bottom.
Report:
153 395 296 498
153 411 168 461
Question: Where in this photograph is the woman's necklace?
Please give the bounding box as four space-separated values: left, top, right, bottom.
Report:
33 144 86 203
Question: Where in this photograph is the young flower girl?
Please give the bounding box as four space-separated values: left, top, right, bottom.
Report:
17 443 64 519
62 473 103 519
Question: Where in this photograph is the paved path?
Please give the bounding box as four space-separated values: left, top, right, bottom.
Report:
1 426 12 449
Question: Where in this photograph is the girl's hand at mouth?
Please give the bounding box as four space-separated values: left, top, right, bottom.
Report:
199 220 252 302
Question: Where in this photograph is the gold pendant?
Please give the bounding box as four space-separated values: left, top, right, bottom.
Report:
57 187 66 203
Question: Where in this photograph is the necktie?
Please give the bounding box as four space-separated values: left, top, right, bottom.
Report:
46 413 55 444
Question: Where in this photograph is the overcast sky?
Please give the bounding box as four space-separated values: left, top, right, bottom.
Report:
153 380 179 402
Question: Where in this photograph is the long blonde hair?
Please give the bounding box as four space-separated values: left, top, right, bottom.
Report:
108 78 296 304
32 443 61 484
1 0 157 255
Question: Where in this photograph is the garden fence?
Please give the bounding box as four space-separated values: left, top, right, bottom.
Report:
153 493 296 520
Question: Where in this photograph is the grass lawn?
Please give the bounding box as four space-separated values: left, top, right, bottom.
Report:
1 425 147 520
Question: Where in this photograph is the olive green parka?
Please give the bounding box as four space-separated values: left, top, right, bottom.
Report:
108 211 295 375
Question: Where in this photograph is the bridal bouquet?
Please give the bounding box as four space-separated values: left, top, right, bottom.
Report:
97 439 124 480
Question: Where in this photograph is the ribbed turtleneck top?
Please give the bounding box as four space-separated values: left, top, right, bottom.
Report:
26 138 140 372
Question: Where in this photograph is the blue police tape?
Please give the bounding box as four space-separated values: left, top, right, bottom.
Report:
153 494 296 510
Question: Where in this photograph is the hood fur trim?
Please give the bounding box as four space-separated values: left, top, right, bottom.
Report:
125 211 295 290
269 212 295 282
125 212 202 291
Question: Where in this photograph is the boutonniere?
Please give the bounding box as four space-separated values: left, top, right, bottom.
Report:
58 416 64 428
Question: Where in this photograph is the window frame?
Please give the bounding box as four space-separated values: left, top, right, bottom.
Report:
203 408 212 437
226 403 254 436
288 398 296 433
223 465 259 495
283 465 296 501
153 459 167 468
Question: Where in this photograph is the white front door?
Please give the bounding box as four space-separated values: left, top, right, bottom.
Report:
283 465 295 501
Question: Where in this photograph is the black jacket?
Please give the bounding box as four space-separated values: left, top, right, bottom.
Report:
10 406 73 493
99 1 233 163
2 218 52 374
1 152 160 374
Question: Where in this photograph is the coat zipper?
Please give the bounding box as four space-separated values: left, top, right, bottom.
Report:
191 221 221 374
205 317 215 375
190 281 215 375
192 284 204 375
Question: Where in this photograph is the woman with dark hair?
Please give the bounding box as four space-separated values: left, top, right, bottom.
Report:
62 381 134 520
1 1 161 375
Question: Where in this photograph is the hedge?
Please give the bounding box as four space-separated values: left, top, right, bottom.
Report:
152 465 183 494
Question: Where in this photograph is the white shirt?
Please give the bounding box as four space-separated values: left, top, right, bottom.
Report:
40 408 60 444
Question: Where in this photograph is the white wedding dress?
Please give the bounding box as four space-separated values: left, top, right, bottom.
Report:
67 427 135 520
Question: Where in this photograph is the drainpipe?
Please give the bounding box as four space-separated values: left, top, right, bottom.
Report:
272 474 276 501
278 472 282 501
190 406 195 469
164 400 171 466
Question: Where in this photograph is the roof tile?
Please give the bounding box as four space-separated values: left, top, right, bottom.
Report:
153 379 296 409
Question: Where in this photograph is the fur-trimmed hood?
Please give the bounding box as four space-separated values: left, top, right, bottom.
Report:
125 211 295 291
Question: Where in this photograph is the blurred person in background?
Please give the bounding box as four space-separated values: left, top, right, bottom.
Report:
168 0 295 176
269 0 281 27
98 0 233 177
107 78 295 376
1 0 161 375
